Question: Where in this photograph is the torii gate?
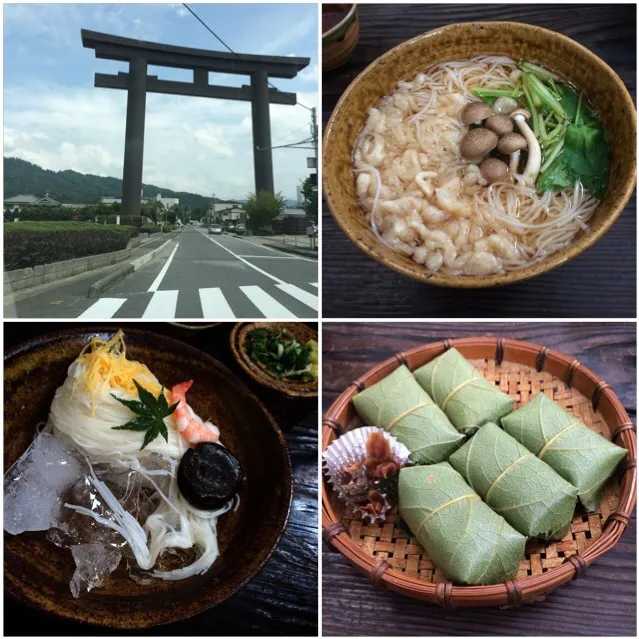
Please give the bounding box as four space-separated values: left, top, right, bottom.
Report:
81 29 309 215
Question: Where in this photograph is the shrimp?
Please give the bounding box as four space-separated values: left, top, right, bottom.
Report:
171 380 219 445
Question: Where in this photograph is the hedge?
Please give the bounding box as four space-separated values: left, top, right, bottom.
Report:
140 224 162 234
162 225 176 233
5 222 138 270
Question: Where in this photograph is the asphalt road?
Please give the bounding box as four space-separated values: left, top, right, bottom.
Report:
6 227 318 319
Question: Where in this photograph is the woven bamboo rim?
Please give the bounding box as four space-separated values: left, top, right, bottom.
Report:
322 337 637 609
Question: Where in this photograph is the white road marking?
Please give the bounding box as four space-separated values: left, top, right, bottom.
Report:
142 290 179 319
147 243 179 292
236 255 304 259
239 286 297 318
310 282 318 287
196 228 317 262
78 298 126 319
198 288 235 319
202 235 285 284
276 283 318 311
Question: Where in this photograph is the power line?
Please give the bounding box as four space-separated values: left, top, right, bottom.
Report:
182 2 315 112
181 4 235 55
271 121 312 146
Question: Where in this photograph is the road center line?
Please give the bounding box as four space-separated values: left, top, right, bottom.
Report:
147 243 179 292
202 234 285 284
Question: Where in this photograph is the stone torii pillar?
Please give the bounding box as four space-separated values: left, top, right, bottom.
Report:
81 30 309 216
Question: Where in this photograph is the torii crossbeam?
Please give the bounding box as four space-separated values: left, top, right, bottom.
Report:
81 29 309 215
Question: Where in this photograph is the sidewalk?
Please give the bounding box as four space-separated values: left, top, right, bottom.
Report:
239 234 319 258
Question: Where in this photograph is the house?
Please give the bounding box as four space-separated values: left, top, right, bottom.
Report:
4 193 62 212
210 200 246 223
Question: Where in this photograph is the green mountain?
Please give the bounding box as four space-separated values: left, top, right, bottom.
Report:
3 157 212 210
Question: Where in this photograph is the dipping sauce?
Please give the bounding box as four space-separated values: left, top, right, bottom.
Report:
322 4 351 34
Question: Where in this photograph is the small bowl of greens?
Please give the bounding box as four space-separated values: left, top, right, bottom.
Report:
230 323 318 398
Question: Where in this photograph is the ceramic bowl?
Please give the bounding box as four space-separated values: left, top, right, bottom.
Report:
323 21 637 288
322 4 359 72
230 322 318 398
4 327 292 628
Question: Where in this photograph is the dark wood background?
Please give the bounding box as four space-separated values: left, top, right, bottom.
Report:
4 322 318 637
322 3 637 318
322 322 636 636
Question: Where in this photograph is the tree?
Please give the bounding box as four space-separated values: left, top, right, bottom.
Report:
141 199 163 225
167 203 183 224
300 176 318 221
245 191 285 231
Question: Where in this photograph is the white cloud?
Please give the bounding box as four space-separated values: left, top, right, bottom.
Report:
4 81 315 199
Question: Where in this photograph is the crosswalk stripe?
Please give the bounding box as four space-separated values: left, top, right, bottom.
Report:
78 298 126 319
198 288 235 319
142 290 179 319
276 283 318 311
239 286 297 318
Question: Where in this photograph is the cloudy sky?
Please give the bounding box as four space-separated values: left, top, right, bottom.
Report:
4 2 318 200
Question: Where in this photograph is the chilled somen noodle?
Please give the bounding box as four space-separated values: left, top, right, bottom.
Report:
4 331 240 595
353 57 601 276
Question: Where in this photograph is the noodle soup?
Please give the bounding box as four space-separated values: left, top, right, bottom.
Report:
353 57 610 276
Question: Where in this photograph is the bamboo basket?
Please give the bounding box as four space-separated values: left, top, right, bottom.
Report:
322 337 637 609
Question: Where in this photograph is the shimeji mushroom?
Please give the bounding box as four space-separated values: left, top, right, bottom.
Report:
510 109 541 185
460 128 498 163
460 102 493 126
497 132 528 174
485 114 513 136
480 158 509 184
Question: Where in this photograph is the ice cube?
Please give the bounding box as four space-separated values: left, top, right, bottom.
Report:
69 543 122 598
3 433 81 535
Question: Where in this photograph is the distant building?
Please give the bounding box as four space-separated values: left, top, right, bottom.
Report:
4 193 61 212
101 194 179 209
281 207 309 234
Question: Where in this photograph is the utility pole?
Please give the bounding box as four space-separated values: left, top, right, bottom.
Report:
311 107 318 172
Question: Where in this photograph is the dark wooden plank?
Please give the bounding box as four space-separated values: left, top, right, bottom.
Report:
322 3 637 318
322 322 636 636
3 322 318 636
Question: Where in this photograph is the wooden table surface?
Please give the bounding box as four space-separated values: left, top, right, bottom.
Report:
322 3 637 318
322 322 636 636
3 322 318 637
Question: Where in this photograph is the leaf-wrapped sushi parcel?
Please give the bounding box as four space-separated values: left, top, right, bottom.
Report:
449 422 578 540
414 347 514 435
352 365 465 465
399 463 526 585
501 394 628 512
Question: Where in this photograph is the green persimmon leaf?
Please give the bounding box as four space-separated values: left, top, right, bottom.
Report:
352 365 465 464
502 394 627 511
449 422 577 540
413 348 513 435
399 463 526 585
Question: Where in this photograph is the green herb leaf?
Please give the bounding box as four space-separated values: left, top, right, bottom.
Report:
111 381 179 450
247 328 313 381
563 122 610 198
536 156 576 193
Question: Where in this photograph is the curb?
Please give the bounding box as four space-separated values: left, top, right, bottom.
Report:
131 239 172 270
87 264 134 298
87 240 173 298
261 242 318 259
